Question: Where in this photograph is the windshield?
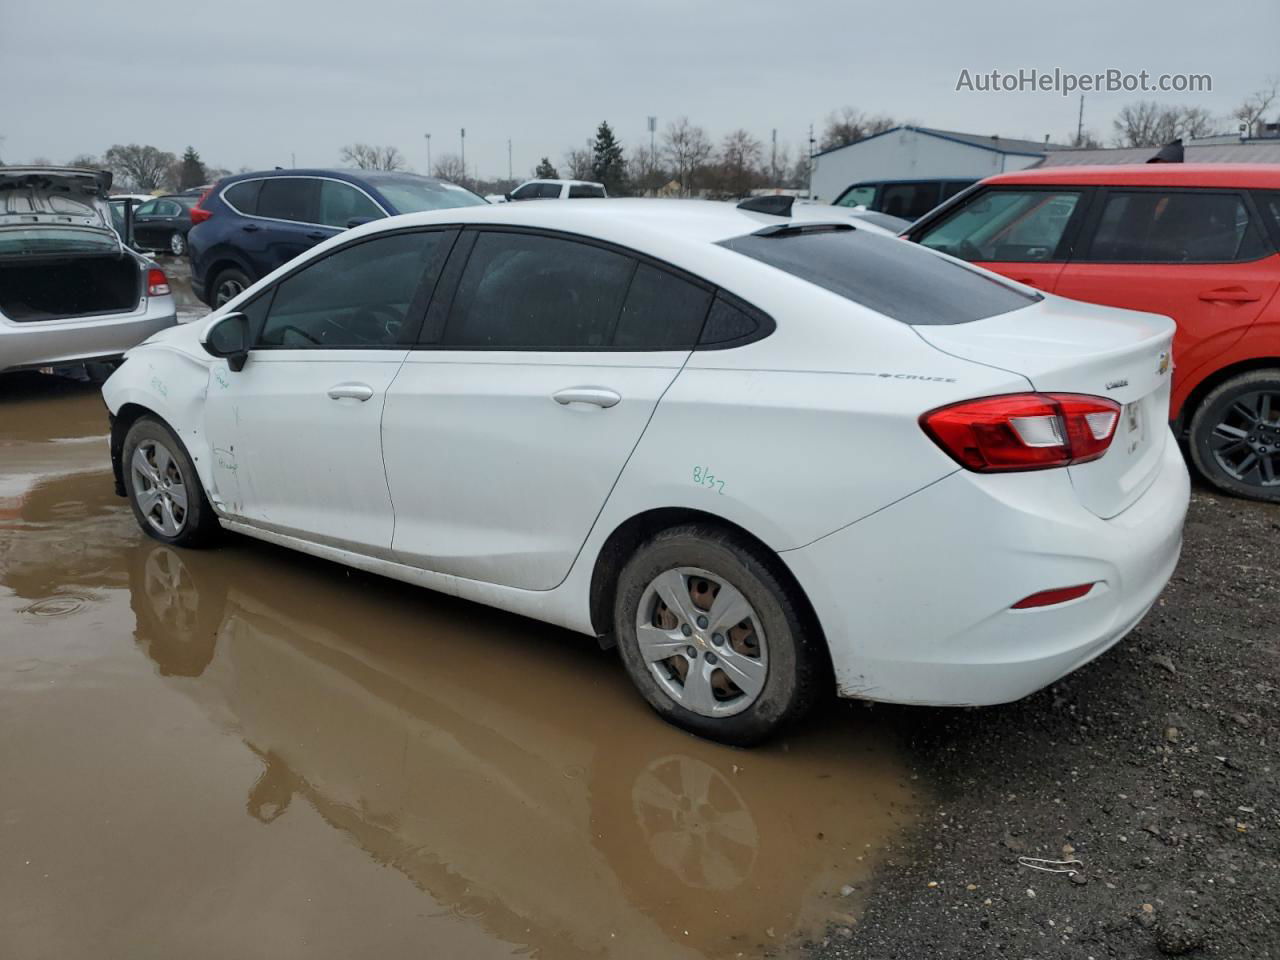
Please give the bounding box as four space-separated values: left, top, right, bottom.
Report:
718 226 1037 325
367 177 487 213
0 227 119 257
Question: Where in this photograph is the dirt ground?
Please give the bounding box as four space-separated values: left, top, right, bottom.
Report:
1 363 1276 959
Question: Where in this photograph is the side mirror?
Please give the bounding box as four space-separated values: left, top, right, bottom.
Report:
203 312 250 372
345 216 375 229
504 193 514 201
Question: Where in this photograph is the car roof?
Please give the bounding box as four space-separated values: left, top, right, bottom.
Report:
221 168 452 187
521 179 605 187
986 163 1280 189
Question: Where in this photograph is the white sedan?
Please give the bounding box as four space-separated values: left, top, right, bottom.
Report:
101 198 1190 744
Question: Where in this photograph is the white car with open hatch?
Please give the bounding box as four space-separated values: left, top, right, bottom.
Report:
101 196 1189 744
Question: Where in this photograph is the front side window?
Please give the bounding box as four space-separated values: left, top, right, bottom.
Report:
365 175 486 213
835 185 877 209
1085 190 1268 263
538 183 564 199
442 232 634 348
318 180 383 228
256 178 319 223
880 183 942 220
257 231 443 348
510 184 539 200
919 189 1082 262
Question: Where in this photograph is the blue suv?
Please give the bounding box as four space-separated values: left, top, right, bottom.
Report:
188 169 486 306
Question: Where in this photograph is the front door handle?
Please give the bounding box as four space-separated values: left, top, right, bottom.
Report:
553 387 621 408
241 223 260 233
1199 287 1262 303
327 382 374 402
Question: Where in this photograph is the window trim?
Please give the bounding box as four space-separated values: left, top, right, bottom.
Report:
911 184 1095 264
415 224 735 353
219 175 389 230
240 225 460 352
1250 189 1280 254
1074 186 1277 265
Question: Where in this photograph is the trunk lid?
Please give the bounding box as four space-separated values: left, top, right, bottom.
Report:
916 293 1176 519
0 167 117 237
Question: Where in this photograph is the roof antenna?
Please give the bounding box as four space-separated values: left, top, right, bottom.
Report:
737 195 794 217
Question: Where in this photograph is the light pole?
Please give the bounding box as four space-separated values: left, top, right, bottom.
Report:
424 133 431 174
647 116 657 196
460 128 466 184
507 138 512 182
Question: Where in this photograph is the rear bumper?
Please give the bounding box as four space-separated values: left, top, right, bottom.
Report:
782 433 1190 706
0 297 177 373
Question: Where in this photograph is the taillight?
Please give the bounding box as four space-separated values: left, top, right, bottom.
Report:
921 393 1120 472
147 268 171 297
190 187 214 224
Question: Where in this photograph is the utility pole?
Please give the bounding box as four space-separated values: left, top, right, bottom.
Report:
647 116 657 197
424 133 431 174
460 128 466 183
1076 95 1085 146
291 152 296 168
771 128 777 185
507 138 512 182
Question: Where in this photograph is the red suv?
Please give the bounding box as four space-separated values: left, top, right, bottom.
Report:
906 164 1280 502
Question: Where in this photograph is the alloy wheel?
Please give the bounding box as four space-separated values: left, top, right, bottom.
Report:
1208 390 1280 488
635 567 768 718
169 231 186 256
131 440 189 537
214 278 245 306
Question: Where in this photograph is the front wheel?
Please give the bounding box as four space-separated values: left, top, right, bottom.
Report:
1188 370 1280 503
614 525 822 746
122 417 221 546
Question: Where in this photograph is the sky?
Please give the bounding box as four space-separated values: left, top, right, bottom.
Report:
2 0 1276 180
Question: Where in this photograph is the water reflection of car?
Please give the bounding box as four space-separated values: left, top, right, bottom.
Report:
0 167 176 376
186 169 488 307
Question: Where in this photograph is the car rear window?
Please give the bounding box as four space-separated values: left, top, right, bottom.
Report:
717 226 1037 325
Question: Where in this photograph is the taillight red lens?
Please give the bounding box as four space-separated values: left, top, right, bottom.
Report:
147 268 171 297
189 187 214 224
921 393 1121 472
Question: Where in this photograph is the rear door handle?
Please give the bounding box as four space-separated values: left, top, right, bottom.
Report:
305 231 328 241
1199 287 1262 303
553 387 621 408
328 382 374 402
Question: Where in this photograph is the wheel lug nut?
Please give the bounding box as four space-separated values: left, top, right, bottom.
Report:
680 624 692 637
705 652 718 665
712 633 725 646
686 646 698 658
696 615 708 629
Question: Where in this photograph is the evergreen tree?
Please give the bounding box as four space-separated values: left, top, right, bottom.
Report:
589 122 627 195
534 156 559 179
178 146 207 189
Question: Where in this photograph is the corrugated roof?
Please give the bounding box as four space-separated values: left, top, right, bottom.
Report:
914 127 1063 154
1040 142 1280 166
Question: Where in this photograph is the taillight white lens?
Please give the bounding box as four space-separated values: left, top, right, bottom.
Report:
921 393 1122 472
147 268 171 297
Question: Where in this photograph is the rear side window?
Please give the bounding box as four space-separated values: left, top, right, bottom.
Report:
442 232 634 348
1256 191 1280 245
719 226 1037 325
568 184 606 198
257 178 319 223
919 189 1082 262
1085 190 1268 263
223 179 261 215
880 182 942 220
613 264 712 348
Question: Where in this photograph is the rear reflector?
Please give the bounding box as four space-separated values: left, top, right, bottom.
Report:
1012 583 1095 609
920 393 1121 472
147 268 171 297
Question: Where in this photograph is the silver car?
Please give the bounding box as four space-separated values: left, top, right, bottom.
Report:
0 167 177 376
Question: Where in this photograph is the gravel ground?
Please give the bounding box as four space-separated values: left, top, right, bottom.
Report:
808 484 1279 960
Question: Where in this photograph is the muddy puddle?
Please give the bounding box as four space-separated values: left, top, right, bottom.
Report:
1 376 921 959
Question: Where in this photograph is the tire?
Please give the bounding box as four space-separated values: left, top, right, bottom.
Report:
1188 369 1280 503
169 231 187 256
122 416 221 547
210 266 251 308
613 524 822 746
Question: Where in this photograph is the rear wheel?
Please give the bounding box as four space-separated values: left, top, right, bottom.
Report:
211 267 250 307
169 231 187 256
614 524 821 746
1189 370 1280 503
122 417 221 547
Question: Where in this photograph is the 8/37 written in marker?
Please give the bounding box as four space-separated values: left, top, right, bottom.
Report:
692 466 725 495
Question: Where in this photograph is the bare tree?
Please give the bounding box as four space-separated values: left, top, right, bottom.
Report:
67 153 101 169
431 153 467 185
627 144 666 196
340 143 406 171
661 117 712 197
1112 101 1218 147
103 144 176 191
1233 79 1279 137
717 129 764 198
1068 130 1102 149
820 107 895 151
563 146 594 181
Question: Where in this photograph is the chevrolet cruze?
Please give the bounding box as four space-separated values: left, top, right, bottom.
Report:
102 198 1190 744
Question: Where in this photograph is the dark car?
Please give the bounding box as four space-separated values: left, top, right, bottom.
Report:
131 194 199 256
832 178 976 222
187 169 487 307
